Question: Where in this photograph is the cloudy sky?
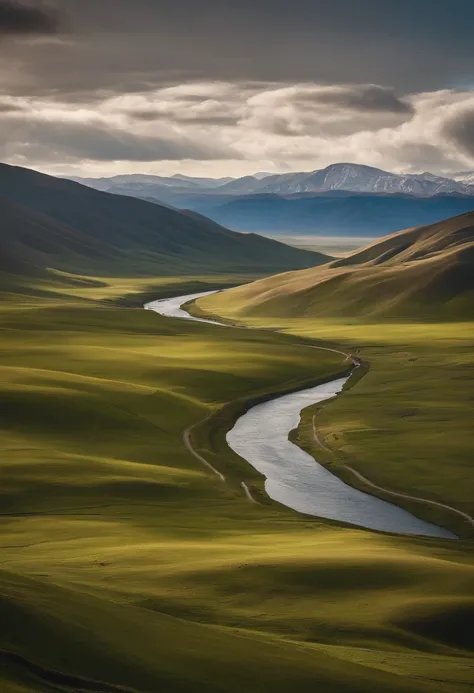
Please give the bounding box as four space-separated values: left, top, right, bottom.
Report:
1 0 474 177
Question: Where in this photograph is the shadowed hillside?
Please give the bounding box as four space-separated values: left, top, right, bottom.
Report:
0 198 116 277
200 212 474 320
0 164 327 278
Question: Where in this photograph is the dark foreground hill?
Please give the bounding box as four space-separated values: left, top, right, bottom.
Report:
202 212 474 320
0 164 326 277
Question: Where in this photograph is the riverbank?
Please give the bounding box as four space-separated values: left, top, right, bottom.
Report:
148 292 350 496
151 293 455 539
196 291 474 538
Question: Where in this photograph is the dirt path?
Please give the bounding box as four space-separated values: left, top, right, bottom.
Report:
241 482 257 503
183 425 225 482
176 296 358 502
312 415 334 454
343 464 474 529
182 347 356 502
183 424 258 503
312 416 474 530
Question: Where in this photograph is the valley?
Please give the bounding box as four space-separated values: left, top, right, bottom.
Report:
150 292 457 539
1 167 473 693
3 4 474 691
196 213 474 536
2 273 474 693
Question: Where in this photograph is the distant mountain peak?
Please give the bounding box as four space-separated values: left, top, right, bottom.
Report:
67 163 474 208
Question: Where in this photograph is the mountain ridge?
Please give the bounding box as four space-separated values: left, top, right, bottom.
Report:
66 164 474 238
70 162 474 199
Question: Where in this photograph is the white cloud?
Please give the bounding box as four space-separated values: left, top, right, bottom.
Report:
2 82 474 176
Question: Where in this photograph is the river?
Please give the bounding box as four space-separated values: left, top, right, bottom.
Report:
146 291 456 539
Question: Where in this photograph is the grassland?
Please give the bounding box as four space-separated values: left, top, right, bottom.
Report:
2 275 474 693
196 292 474 537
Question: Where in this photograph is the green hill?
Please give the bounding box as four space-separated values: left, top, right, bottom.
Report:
200 212 474 320
0 164 328 278
0 197 117 277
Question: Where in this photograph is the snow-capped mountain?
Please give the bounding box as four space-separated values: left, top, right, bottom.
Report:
216 164 474 196
452 171 474 186
69 163 474 202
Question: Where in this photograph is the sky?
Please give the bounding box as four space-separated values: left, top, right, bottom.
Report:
1 0 474 178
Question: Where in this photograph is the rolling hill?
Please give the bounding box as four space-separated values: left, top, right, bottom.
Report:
198 211 474 320
0 164 326 278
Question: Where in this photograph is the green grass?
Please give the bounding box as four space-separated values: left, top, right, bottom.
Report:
197 293 474 536
1 276 474 693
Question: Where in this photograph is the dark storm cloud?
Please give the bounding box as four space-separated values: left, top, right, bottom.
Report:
0 0 59 35
443 108 474 157
306 85 414 115
125 109 238 126
2 0 474 98
136 112 238 126
0 116 236 162
0 99 25 111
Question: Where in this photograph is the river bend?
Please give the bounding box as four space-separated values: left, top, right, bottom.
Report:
146 291 456 539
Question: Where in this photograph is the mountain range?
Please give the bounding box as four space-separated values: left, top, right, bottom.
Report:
454 171 474 186
0 164 325 281
71 163 474 199
210 164 474 197
198 211 474 321
71 172 235 192
68 163 474 237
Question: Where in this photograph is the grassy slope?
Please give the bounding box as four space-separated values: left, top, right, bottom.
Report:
2 276 473 693
196 213 474 531
206 212 474 320
197 299 474 536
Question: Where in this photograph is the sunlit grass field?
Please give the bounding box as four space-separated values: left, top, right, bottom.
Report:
198 291 474 533
1 276 473 693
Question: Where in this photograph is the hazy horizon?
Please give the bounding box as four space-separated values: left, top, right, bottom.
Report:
17 161 474 182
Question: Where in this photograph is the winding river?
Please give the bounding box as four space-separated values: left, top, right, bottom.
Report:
146 291 456 539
